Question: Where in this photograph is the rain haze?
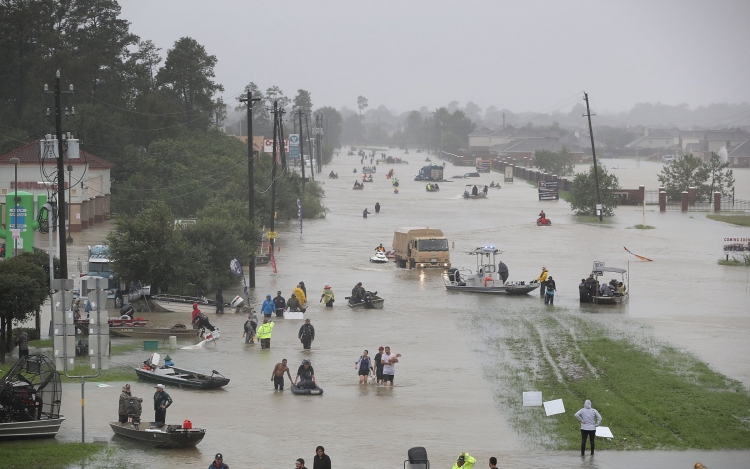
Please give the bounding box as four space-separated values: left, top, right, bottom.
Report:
120 0 750 115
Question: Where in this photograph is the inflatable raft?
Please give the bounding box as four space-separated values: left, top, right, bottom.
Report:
291 384 323 395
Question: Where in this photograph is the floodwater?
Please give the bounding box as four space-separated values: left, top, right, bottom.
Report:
22 151 750 468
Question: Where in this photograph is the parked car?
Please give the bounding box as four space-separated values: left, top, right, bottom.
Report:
661 155 676 164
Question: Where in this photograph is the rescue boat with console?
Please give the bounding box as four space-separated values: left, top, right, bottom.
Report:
442 247 539 295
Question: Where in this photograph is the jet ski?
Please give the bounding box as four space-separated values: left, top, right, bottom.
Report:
291 383 323 395
370 251 388 263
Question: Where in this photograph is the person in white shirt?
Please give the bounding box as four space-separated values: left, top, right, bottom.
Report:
380 346 402 386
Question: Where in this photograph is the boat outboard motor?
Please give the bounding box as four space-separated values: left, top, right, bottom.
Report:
447 268 462 285
497 262 509 284
126 396 143 424
407 446 429 469
120 304 134 319
364 291 374 309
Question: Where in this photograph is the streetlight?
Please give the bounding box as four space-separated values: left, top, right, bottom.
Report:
9 157 19 257
66 164 73 243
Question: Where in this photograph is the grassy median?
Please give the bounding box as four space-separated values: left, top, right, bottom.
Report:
471 308 750 450
0 440 107 468
707 214 750 227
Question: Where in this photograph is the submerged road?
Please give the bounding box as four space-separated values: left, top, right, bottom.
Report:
34 149 750 468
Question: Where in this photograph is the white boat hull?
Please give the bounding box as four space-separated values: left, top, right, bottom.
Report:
150 299 195 313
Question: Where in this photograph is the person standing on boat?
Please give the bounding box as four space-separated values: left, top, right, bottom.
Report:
271 359 293 391
575 399 602 456
585 274 598 301
192 303 216 332
298 318 315 350
118 384 132 423
257 319 274 349
153 384 172 427
536 267 549 297
273 291 286 317
545 276 556 305
215 288 224 314
320 284 334 307
261 294 275 318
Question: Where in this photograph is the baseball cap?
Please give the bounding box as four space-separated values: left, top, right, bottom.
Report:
155 384 164 389
378 346 384 351
215 453 223 459
457 455 465 462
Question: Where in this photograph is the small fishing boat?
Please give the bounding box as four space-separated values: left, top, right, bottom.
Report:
135 359 229 390
462 184 488 199
370 252 388 263
96 325 199 339
150 294 215 313
110 421 206 448
346 292 385 309
442 247 539 295
0 354 65 439
589 262 629 305
75 317 149 328
291 384 323 395
353 184 364 190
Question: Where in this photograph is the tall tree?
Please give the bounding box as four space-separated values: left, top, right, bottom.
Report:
534 148 574 176
293 89 313 115
0 254 49 358
234 82 271 136
705 152 735 197
357 95 368 117
156 37 224 129
265 86 290 111
570 165 621 216
657 154 709 200
315 106 343 148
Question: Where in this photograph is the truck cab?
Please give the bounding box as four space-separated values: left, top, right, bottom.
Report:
392 228 451 269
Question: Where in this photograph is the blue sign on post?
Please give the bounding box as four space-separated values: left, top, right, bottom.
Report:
10 206 27 231
289 134 300 159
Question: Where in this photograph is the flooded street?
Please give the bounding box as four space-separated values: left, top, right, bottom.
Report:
31 150 750 468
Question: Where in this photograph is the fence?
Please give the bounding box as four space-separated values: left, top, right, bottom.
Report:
645 188 749 212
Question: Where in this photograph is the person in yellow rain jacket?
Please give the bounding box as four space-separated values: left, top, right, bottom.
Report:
293 284 307 307
536 267 549 298
320 284 335 307
451 453 475 469
257 319 274 349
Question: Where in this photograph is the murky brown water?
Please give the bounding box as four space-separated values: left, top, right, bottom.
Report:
21 151 750 468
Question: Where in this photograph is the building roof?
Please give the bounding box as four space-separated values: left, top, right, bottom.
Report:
490 138 582 154
680 130 705 139
0 140 114 169
728 140 750 157
468 127 495 137
644 129 674 139
489 126 517 137
706 129 750 141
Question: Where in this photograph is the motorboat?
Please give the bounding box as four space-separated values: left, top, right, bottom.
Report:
0 354 65 439
353 183 364 190
81 324 199 339
346 291 385 309
425 184 440 192
370 251 389 263
75 317 148 328
150 293 215 313
462 184 488 199
135 353 229 389
537 217 552 226
110 421 206 448
442 247 539 295
589 262 629 305
291 384 323 395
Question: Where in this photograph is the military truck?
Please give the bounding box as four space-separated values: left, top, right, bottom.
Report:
392 228 450 269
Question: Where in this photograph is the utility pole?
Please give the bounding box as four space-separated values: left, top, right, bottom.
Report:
316 114 323 173
45 70 74 278
279 108 287 171
270 101 278 250
298 110 306 187
435 110 440 159
584 92 603 222
239 91 261 288
305 114 314 181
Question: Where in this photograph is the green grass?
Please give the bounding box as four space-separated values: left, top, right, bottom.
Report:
559 190 573 202
633 224 655 229
707 214 750 227
0 440 107 468
718 256 750 266
572 215 615 225
30 338 53 348
472 310 750 450
59 362 134 383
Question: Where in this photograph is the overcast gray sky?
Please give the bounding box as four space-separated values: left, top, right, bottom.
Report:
120 0 750 115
